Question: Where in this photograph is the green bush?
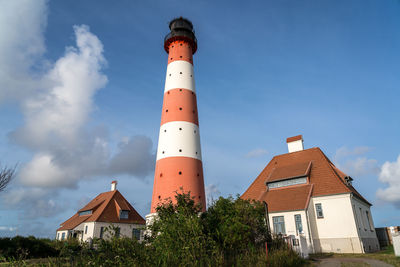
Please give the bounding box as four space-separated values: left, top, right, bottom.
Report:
0 236 58 260
1 193 307 266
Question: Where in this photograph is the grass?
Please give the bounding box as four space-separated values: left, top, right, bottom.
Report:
310 245 400 267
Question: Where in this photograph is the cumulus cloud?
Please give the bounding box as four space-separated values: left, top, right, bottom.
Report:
245 148 268 158
0 0 155 221
2 187 68 219
9 24 109 189
376 155 400 208
0 0 47 102
333 146 379 177
108 135 155 178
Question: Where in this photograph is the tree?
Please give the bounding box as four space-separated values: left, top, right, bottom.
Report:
0 164 16 192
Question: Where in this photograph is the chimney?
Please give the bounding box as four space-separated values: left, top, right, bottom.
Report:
111 180 117 191
286 135 304 153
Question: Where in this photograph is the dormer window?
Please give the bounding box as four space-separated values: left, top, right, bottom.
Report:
267 177 307 189
266 161 311 189
79 210 92 216
120 210 129 219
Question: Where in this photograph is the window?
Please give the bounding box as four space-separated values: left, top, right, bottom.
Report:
120 210 129 219
366 211 374 231
315 203 324 218
267 177 307 189
359 208 365 230
115 227 120 238
79 210 92 216
85 225 88 234
132 229 141 240
57 233 59 240
353 204 360 230
100 227 104 239
294 214 303 234
272 216 286 235
61 232 65 240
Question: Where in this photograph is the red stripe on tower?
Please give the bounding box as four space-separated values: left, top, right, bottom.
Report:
148 18 206 216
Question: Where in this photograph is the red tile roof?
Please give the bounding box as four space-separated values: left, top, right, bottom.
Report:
242 147 371 212
268 161 311 182
57 190 145 231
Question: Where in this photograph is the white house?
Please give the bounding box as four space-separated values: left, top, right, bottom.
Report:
56 181 146 242
242 135 379 256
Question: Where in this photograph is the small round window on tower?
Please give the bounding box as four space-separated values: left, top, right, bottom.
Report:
190 75 193 77
180 56 182 58
179 89 182 91
164 130 167 132
170 58 172 60
179 128 182 130
180 43 183 46
180 72 182 74
179 107 182 110
166 109 168 112
169 74 171 76
158 195 161 199
160 173 163 177
162 151 165 154
179 171 182 175
197 173 199 177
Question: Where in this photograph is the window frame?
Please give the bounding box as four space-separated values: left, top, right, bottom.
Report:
85 225 88 234
119 210 129 219
366 211 374 231
132 228 141 240
272 216 286 235
315 203 324 219
100 226 104 239
294 214 303 234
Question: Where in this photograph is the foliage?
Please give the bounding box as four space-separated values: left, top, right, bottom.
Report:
201 195 270 264
0 236 58 261
0 193 307 266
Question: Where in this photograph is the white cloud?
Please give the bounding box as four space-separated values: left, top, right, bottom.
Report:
245 148 268 158
10 24 109 188
0 1 156 221
333 146 379 177
376 155 400 208
0 226 17 231
0 0 47 102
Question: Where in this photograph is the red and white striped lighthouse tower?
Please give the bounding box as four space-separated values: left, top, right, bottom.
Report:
148 17 206 217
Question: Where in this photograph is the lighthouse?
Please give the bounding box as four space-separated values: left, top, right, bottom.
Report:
148 18 206 221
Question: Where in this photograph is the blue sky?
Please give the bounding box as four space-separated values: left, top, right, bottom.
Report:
0 0 400 237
